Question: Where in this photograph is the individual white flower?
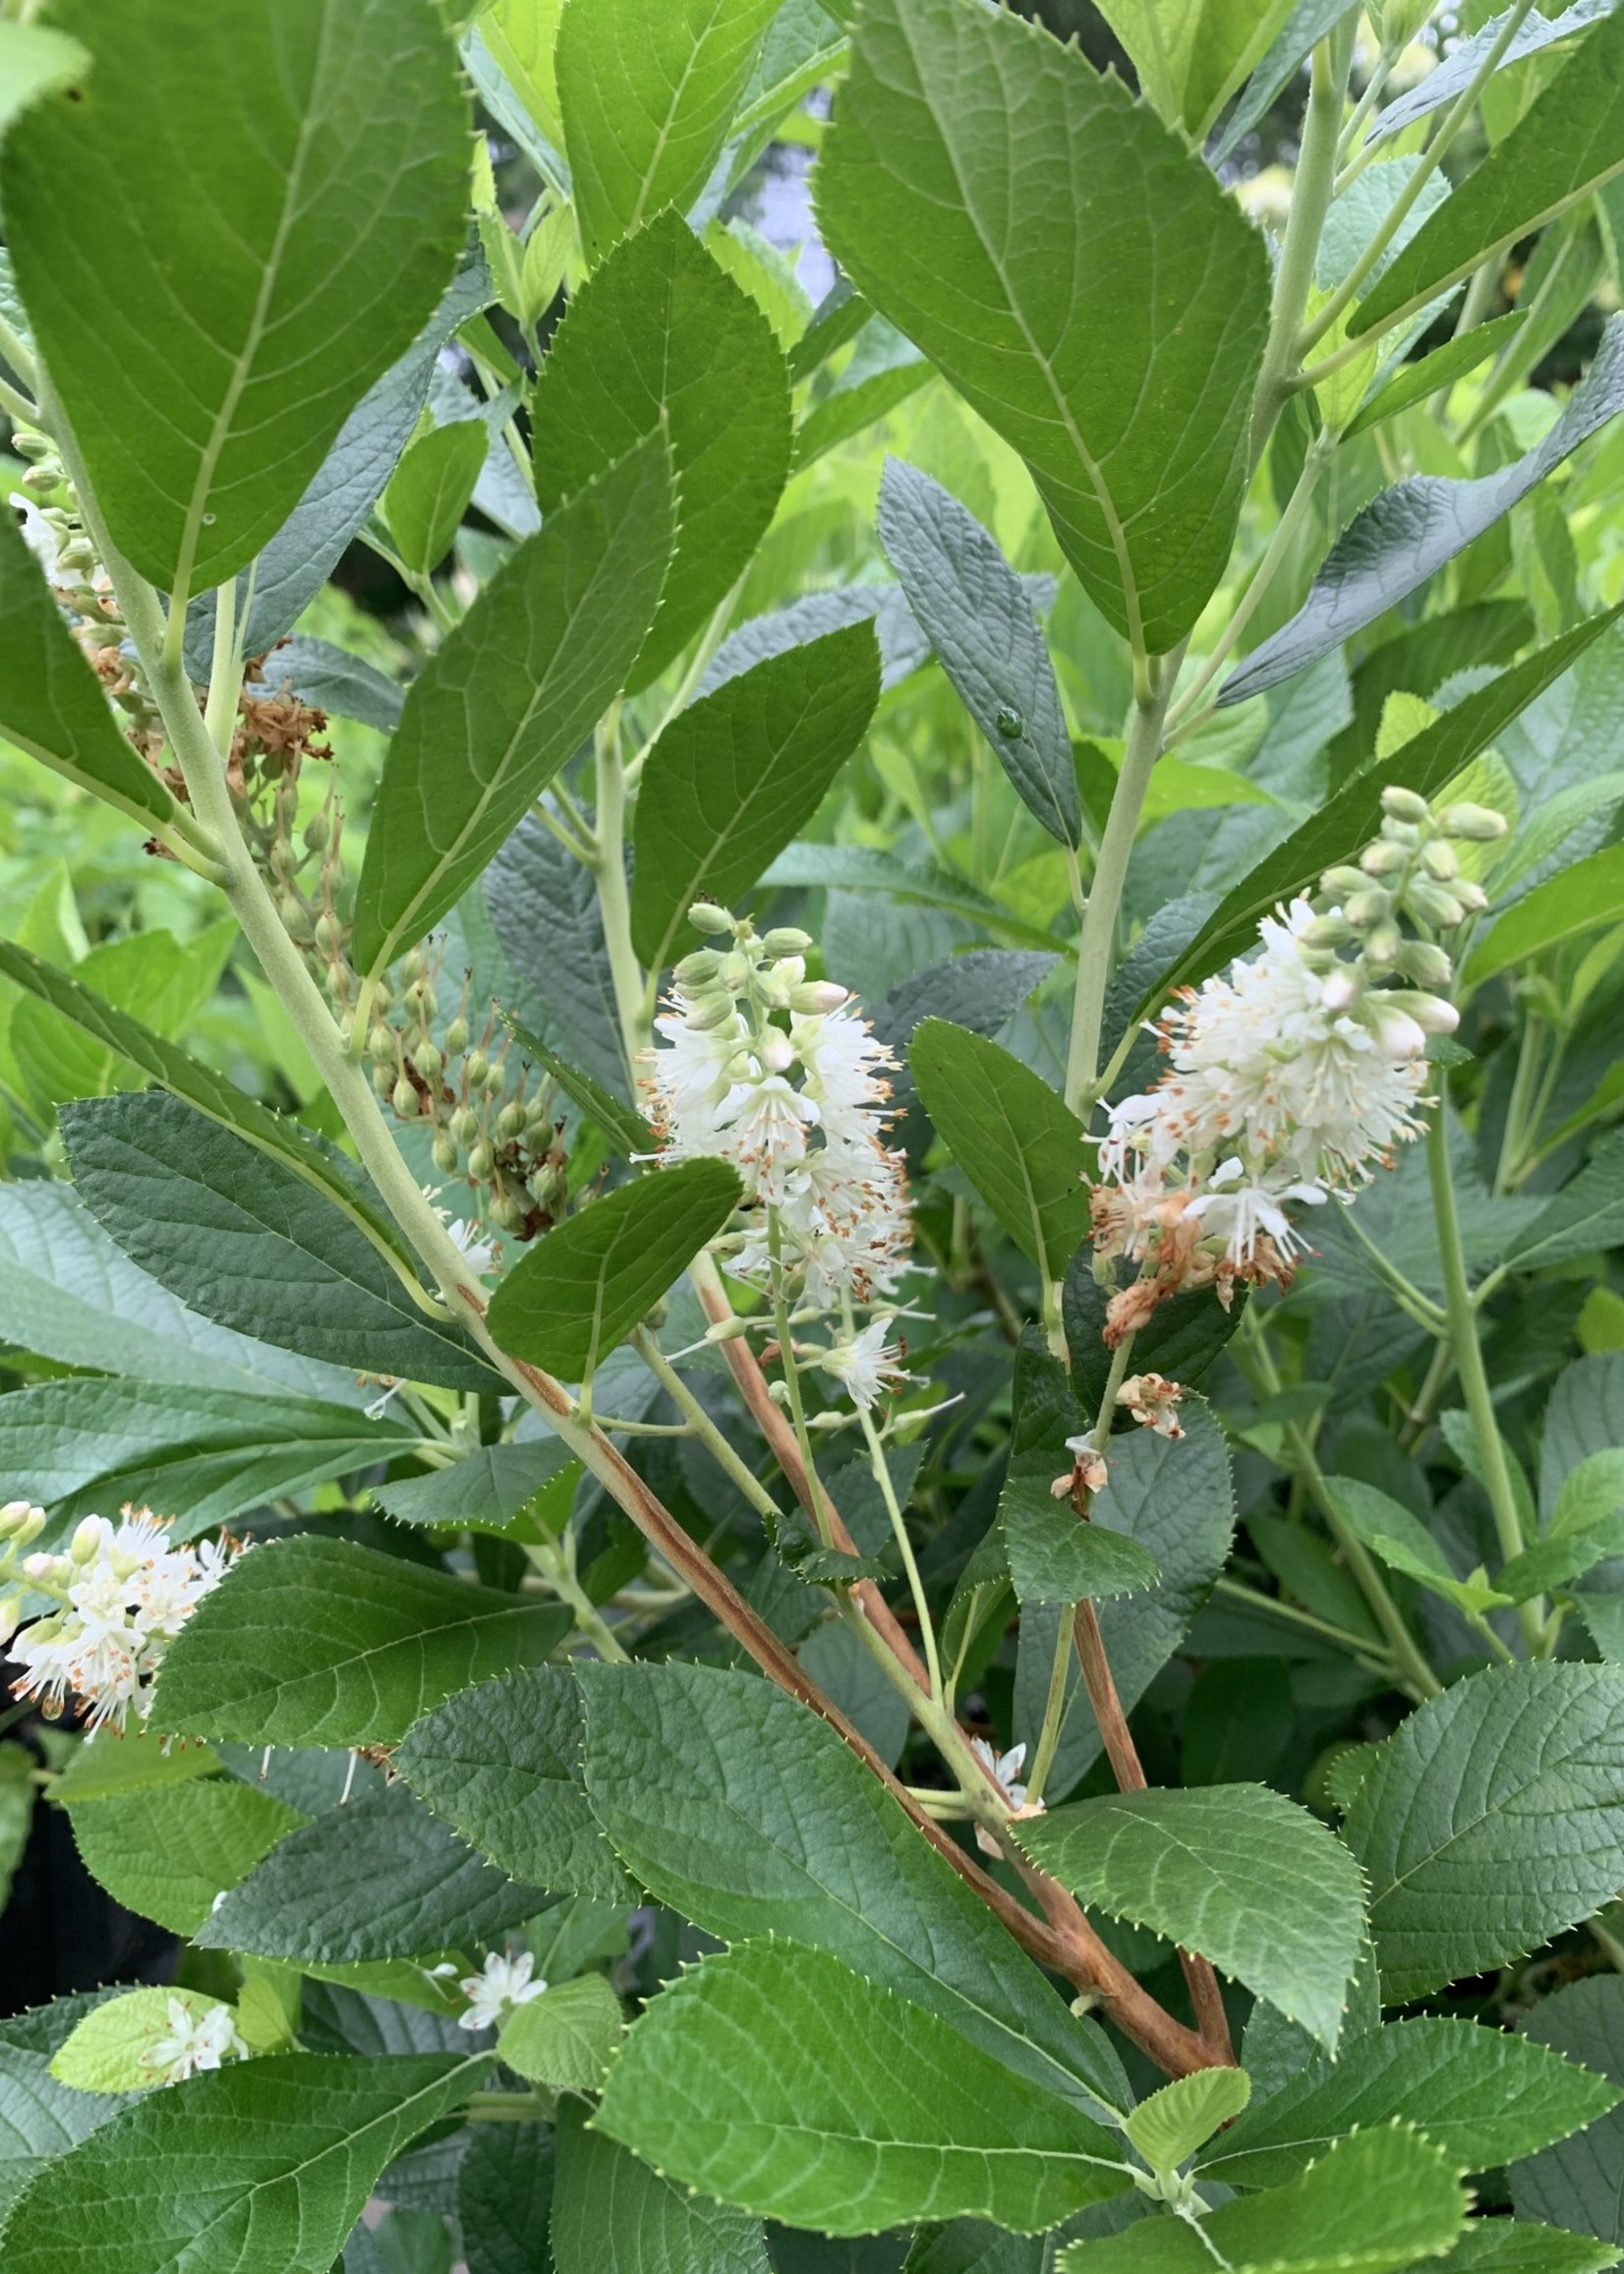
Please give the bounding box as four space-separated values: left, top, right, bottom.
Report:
969 1738 1046 1855
725 1075 820 1204
445 1217 498 1276
139 1997 247 2084
1115 1372 1187 1440
1181 1158 1327 1269
458 1949 547 2033
791 1004 896 1142
814 1317 908 1410
9 492 62 581
1050 1435 1110 1499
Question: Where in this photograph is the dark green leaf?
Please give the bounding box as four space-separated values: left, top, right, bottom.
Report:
551 2098 770 2274
1343 1662 1624 2001
532 211 792 687
0 1994 126 2221
0 2052 480 2274
2 0 469 594
999 1332 1162 1607
762 842 1059 952
395 1663 631 1901
487 1160 741 1378
154 1534 571 1747
1089 0 1296 142
1019 1782 1366 2050
596 1940 1131 2236
1223 323 1624 705
498 1012 654 1158
701 583 931 697
1368 2 1606 152
817 0 1271 654
486 817 634 1106
259 636 404 732
909 1020 1089 1283
199 1784 547 1963
1063 1257 1247 1418
457 2123 555 2274
375 1439 576 1532
354 431 674 977
631 623 880 969
63 1091 496 1391
1511 1977 1624 2246
1432 2224 1623 2274
793 332 931 469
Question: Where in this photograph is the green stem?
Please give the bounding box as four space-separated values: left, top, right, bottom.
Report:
1426 1102 1543 1652
633 1325 785 1525
1066 654 1181 1117
767 1209 834 1542
1213 1575 1397 1673
525 1531 630 1662
590 702 648 1082
859 1403 942 1702
1252 21 1355 451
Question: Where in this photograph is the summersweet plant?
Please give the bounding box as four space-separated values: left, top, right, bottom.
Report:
1 0 1623 2266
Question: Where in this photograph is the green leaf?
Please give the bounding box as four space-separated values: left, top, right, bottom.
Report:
0 1746 32 1918
395 1663 631 1901
198 1783 546 1964
531 211 792 690
384 419 489 578
0 938 419 1278
793 329 932 469
67 1778 303 1937
575 1660 1131 2116
1018 1782 1366 2050
374 1439 577 1534
0 2051 480 2274
876 458 1079 847
1501 1132 1624 1275
486 1160 741 1379
1057 2126 1467 2274
556 0 781 260
1466 845 1624 985
1064 1257 1248 1418
1512 1977 1624 2247
551 2098 770 2274
49 1989 237 2096
12 922 233 1115
1089 0 1294 141
1434 2224 1623 2274
0 504 189 837
62 1092 497 1392
1214 0 1356 161
909 1020 1089 1283
1322 1475 1512 1615
1200 2014 1621 2192
497 1012 654 1159
1223 323 1624 706
998 1332 1163 1608
486 817 636 1106
596 1939 1131 2236
817 0 1271 655
0 22 87 140
353 430 674 978
495 1974 622 2090
631 624 880 970
154 1534 571 1748
0 1374 417 1535
1124 2068 1252 2176
1138 611 1624 1014
457 2122 556 2274
1 0 469 596
1344 310 1529 440
0 1994 126 2221
1342 1662 1624 2002
1351 9 1624 339
762 841 1060 953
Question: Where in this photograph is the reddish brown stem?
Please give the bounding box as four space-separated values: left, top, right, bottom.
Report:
1073 1602 1237 2066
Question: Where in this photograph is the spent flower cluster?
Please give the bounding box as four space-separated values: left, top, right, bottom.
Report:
1090 788 1506 1343
1 1501 241 1734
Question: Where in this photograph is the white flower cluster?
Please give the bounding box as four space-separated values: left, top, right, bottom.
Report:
1089 787 1502 1344
2 1502 240 1735
644 904 913 1406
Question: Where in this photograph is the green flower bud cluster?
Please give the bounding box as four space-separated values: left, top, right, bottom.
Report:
0 1497 49 1643
673 904 844 1032
369 946 569 1242
10 424 158 734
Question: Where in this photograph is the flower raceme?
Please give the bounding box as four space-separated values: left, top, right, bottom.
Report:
1089 788 1504 1343
1 1500 241 1735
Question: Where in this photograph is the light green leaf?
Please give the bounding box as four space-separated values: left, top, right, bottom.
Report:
596 1939 1131 2236
556 0 781 260
1124 2068 1251 2177
531 211 792 690
1512 1977 1624 2248
998 1332 1163 1608
1467 845 1624 985
0 2051 480 2274
877 458 1080 847
395 1663 631 1901
1018 1782 1366 2050
62 1091 497 1392
1343 1662 1624 2001
198 1783 546 1964
551 2098 770 2274
354 430 674 978
486 1160 741 1379
631 623 880 970
0 22 87 141
817 0 1271 654
0 505 190 836
67 1778 304 1937
910 1020 1089 1284
1090 0 1295 141
495 1974 622 2090
575 1660 1131 2115
49 1989 236 2097
1200 2014 1622 2191
1322 1475 1512 1615
479 0 565 151
383 419 489 577
1058 2125 1467 2274
1 0 469 596
1351 7 1624 340
153 1534 571 1747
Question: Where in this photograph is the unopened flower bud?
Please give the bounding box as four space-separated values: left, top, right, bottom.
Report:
1344 886 1391 928
1364 917 1403 967
0 1499 38 1540
1379 817 1422 850
367 1028 394 1075
371 1061 394 1097
1366 1003 1428 1059
760 1029 794 1074
23 1552 60 1583
684 990 736 1032
688 900 733 935
0 1596 20 1644
405 980 436 1022
444 1016 470 1057
1361 839 1408 876
1438 801 1509 842
493 1193 527 1234
451 1105 480 1146
789 981 850 1015
720 951 753 993
1419 840 1458 882
1321 967 1360 1012
1301 913 1355 950
432 1134 459 1174
1388 988 1459 1035
70 1516 105 1565
314 910 343 955
303 810 330 852
1380 785 1431 826
465 1049 491 1089
468 1142 494 1181
673 950 721 988
16 1508 44 1545
391 1077 420 1119
1452 878 1489 914
496 1100 526 1141
1408 878 1467 928
412 1041 442 1082
1393 938 1454 988
1321 865 1367 899
762 927 814 959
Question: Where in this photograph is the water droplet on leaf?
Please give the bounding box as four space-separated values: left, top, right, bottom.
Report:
995 704 1023 740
